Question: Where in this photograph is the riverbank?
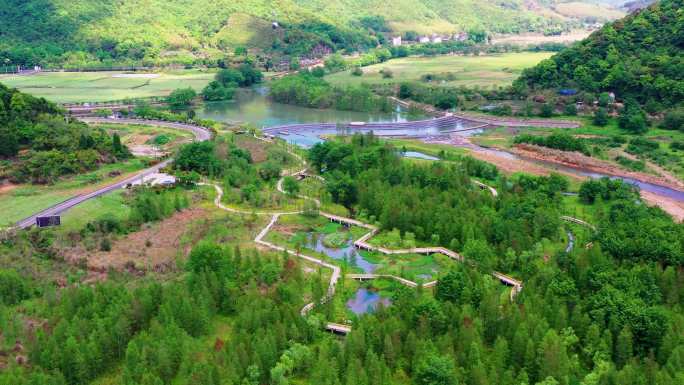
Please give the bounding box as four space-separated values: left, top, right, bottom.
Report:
512 144 684 192
458 141 684 221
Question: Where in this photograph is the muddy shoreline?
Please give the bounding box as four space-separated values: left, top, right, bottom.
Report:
462 143 684 221
511 144 684 192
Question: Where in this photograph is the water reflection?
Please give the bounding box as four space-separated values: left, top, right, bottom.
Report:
346 288 391 315
402 151 440 161
306 233 377 273
197 87 425 129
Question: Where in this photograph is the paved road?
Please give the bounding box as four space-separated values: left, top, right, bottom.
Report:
15 118 212 229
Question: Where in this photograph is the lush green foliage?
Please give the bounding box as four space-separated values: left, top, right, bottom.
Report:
165 88 197 109
514 133 590 155
0 0 599 67
516 0 684 109
270 74 392 112
308 134 566 261
3 133 684 385
202 64 262 101
0 83 130 183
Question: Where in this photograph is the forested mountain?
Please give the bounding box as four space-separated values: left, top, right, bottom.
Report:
516 0 683 108
0 0 621 67
0 83 129 183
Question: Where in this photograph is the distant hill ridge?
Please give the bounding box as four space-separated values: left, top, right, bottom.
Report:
0 0 623 67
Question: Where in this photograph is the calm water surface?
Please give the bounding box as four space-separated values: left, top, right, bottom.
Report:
306 233 377 273
347 288 392 315
197 87 425 129
198 87 684 202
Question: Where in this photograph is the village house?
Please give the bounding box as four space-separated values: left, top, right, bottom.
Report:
391 36 402 46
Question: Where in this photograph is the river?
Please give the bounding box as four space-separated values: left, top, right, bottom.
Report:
197 88 684 202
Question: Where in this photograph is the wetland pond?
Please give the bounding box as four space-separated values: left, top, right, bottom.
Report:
306 233 376 274
346 288 392 315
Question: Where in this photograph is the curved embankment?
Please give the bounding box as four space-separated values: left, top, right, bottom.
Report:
387 96 581 129
262 114 494 138
14 118 213 229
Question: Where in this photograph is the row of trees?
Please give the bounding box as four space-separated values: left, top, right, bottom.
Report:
514 133 590 155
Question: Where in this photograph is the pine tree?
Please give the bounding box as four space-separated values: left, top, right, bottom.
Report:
615 327 633 369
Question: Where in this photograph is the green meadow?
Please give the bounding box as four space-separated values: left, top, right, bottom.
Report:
326 52 553 88
0 69 215 103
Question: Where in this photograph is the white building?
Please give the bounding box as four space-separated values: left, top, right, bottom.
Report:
391 36 402 46
431 35 443 44
419 36 430 44
129 173 177 187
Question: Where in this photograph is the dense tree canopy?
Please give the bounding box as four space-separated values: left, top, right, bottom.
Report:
516 0 684 109
0 83 130 183
270 74 391 112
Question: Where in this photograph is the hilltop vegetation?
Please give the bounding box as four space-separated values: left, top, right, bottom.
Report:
0 83 130 184
516 0 684 109
0 0 620 67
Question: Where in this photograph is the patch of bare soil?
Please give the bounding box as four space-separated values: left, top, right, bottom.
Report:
513 144 684 191
0 182 17 194
272 223 306 236
236 136 269 163
125 133 154 146
129 145 168 158
65 208 208 274
469 148 583 181
641 191 684 222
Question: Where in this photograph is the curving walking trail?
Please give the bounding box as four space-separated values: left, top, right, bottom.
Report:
12 117 592 334
200 145 529 333
14 118 213 230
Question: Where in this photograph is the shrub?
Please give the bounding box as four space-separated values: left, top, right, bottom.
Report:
662 109 684 132
593 108 609 126
539 103 555 118
351 67 363 76
564 103 577 116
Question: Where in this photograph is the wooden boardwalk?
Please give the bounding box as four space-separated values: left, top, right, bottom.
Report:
561 216 596 231
207 134 603 335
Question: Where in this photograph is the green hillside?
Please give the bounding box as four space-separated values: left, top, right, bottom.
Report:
516 0 683 108
0 83 130 184
0 0 621 68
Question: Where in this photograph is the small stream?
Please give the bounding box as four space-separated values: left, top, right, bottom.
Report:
565 231 575 253
402 151 440 161
518 154 684 202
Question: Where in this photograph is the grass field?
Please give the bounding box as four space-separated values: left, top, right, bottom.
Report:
0 69 215 103
326 52 553 88
0 159 148 226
